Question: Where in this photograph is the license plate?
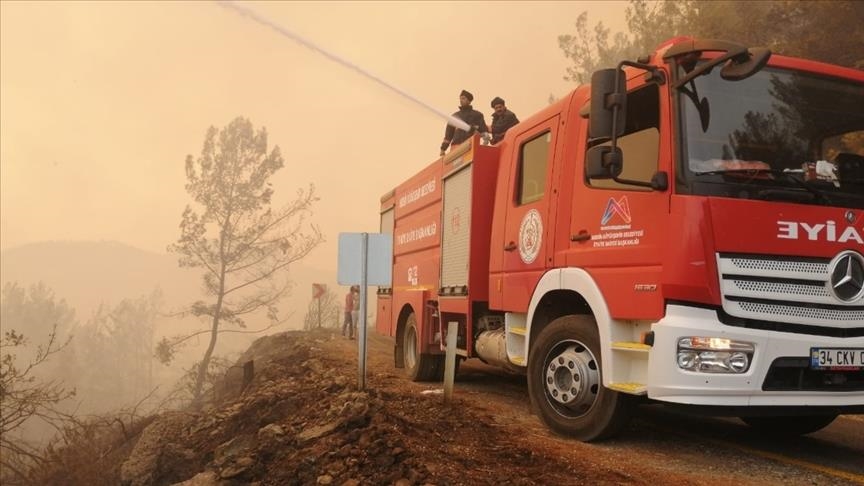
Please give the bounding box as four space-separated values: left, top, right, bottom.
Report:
810 348 864 370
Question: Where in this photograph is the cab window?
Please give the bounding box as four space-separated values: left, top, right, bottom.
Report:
517 131 551 205
588 84 660 191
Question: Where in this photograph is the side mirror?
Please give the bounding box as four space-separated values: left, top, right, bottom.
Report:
590 69 626 139
586 145 623 179
720 47 771 81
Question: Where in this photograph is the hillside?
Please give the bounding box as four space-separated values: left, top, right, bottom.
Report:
25 329 674 486
9 328 862 486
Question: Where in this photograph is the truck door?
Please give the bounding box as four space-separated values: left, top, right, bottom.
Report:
567 81 670 319
495 116 560 311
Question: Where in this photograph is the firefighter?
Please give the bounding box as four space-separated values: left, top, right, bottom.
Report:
440 89 490 156
489 96 519 144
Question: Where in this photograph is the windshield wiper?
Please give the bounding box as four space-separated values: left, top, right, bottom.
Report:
692 168 833 204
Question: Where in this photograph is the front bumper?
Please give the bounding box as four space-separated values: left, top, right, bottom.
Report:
647 305 864 408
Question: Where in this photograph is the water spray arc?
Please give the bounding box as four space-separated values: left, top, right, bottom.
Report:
215 1 470 132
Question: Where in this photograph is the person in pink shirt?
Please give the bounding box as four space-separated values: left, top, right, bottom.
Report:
342 286 358 339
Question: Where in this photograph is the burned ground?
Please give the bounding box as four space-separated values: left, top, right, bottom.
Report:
29 329 859 486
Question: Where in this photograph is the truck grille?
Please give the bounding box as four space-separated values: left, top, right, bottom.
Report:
717 253 864 333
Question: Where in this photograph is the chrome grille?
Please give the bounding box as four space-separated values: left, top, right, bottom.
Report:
717 253 864 329
729 279 829 298
735 301 864 322
728 257 826 275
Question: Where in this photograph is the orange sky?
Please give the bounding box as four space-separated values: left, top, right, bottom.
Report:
1 1 627 275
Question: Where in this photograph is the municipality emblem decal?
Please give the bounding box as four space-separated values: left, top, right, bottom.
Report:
519 209 543 264
601 196 632 226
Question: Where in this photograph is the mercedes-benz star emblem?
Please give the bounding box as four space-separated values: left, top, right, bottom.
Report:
827 250 864 303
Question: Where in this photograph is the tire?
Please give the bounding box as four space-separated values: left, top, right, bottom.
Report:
740 414 838 436
403 312 443 382
527 315 633 441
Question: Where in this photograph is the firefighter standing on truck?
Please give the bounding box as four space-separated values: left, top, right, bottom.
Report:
489 96 519 144
440 89 490 156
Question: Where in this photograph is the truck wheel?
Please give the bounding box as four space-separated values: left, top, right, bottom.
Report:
740 414 837 436
403 312 442 382
527 315 633 441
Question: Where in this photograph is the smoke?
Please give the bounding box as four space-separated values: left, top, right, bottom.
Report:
215 1 471 132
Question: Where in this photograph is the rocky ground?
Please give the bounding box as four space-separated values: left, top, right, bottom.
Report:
96 329 680 485
33 328 863 486
117 329 649 486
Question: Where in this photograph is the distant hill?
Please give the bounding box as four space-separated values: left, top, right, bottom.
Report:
1 241 201 318
0 241 336 328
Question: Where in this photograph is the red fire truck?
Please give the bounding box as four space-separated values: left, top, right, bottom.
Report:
374 38 864 441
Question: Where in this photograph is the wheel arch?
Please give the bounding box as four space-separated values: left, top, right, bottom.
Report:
526 268 617 386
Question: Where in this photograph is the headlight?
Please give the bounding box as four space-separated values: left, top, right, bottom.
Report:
677 337 754 373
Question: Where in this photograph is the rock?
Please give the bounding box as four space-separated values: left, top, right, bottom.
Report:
219 464 247 479
340 398 370 426
120 412 196 486
257 423 285 444
236 456 256 467
219 456 255 479
169 470 219 486
214 434 257 467
297 421 340 444
316 474 333 485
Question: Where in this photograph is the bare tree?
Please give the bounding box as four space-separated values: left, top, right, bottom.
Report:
0 283 78 483
0 325 75 483
163 116 323 406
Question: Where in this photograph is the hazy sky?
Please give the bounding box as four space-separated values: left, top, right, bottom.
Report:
1 1 627 275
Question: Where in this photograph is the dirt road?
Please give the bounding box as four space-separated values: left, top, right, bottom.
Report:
339 328 864 485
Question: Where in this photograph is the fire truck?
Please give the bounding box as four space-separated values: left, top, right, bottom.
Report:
374 38 864 441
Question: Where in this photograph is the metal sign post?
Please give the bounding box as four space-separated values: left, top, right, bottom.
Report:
358 233 368 389
337 232 392 390
444 321 458 402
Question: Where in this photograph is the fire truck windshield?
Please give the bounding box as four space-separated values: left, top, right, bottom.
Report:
679 65 864 208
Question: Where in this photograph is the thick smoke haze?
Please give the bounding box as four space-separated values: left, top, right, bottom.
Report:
1 1 627 321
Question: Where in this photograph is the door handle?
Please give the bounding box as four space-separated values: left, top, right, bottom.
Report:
504 242 518 251
570 231 591 242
